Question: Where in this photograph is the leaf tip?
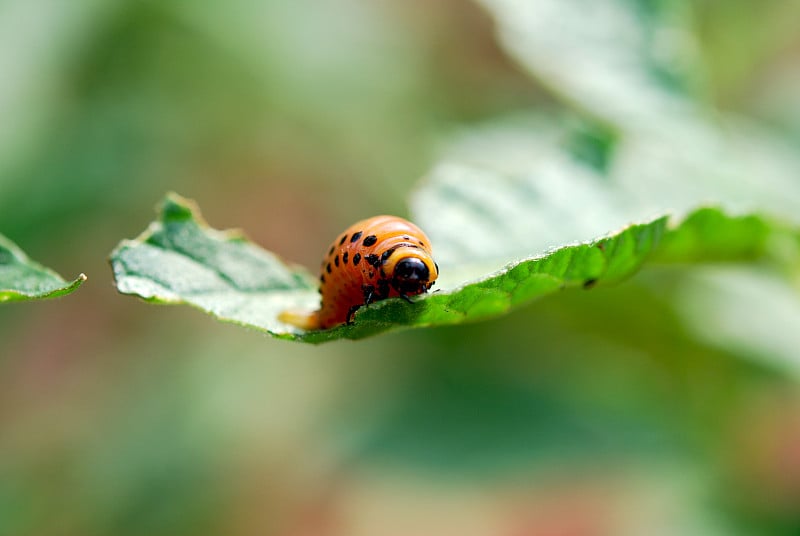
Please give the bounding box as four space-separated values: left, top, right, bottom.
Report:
161 192 205 225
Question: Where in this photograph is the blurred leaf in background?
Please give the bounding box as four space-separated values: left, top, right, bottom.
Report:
2 0 800 535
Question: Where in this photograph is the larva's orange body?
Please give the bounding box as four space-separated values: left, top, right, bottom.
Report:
281 215 438 330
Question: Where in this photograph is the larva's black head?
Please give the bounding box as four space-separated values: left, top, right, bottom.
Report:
391 256 430 295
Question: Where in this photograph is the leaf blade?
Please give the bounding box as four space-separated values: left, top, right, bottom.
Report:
110 193 319 337
111 194 798 343
0 234 86 302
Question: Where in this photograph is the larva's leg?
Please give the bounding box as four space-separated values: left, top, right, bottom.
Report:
361 284 375 305
346 305 361 325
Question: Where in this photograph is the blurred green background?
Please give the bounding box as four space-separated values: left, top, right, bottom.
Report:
2 0 800 534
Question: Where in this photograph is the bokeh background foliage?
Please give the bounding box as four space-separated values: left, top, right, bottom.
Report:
2 0 800 535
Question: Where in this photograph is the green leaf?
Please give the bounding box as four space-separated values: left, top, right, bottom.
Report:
110 193 798 343
110 194 319 338
0 234 86 302
675 267 800 375
474 0 703 129
474 1 800 223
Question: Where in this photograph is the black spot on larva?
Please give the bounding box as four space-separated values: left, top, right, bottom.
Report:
363 235 378 247
326 263 332 274
320 273 326 284
342 251 349 264
365 253 380 267
334 255 340 267
328 245 335 255
380 248 396 264
368 270 374 278
583 278 598 289
403 235 410 240
350 231 363 243
339 234 347 245
419 241 425 247
353 252 361 265
434 262 439 275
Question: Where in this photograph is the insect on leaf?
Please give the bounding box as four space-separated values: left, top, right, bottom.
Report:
109 193 798 343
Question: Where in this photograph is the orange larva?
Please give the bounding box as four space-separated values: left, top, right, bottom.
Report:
280 215 438 330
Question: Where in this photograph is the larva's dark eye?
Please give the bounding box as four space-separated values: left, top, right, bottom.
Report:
393 257 429 282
